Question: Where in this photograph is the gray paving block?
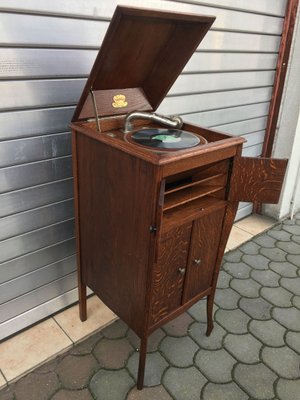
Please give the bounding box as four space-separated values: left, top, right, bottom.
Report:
273 307 300 331
127 352 168 387
292 296 300 309
286 331 300 354
254 234 276 248
267 229 291 241
249 319 286 347
217 270 232 289
215 309 250 334
223 262 251 278
262 346 300 379
188 299 218 322
260 286 293 307
127 385 172 400
276 378 300 400
189 321 226 350
287 254 300 267
260 247 287 262
223 250 243 263
71 332 103 356
89 369 134 400
291 235 300 244
282 224 300 235
224 333 262 364
230 278 261 298
13 372 60 400
239 241 260 255
93 338 134 369
281 277 300 295
159 336 198 367
251 269 280 287
163 367 207 400
162 313 193 337
243 254 269 270
127 328 165 352
51 389 93 400
239 297 272 320
56 354 98 390
202 382 248 400
277 241 300 255
195 349 236 383
233 363 276 399
214 288 240 309
101 319 128 339
269 261 298 277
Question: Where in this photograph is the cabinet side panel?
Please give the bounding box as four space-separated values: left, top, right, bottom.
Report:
76 132 157 335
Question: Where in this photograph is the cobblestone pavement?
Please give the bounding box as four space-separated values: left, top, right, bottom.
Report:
1 214 300 400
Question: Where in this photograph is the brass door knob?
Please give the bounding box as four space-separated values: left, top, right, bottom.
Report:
178 267 186 275
194 259 201 265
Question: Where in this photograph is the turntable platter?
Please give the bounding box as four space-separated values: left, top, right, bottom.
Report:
125 128 207 151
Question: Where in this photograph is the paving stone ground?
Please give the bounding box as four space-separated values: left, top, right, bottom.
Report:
1 214 300 400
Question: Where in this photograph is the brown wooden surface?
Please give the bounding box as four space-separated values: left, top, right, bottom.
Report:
162 196 226 234
75 131 158 336
262 0 299 158
228 156 288 204
182 207 226 303
150 224 192 325
79 88 152 120
72 6 215 122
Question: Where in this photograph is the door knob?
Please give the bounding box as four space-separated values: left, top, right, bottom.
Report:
178 267 186 275
194 259 201 265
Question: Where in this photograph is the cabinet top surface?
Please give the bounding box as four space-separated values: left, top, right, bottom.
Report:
71 121 245 170
72 5 215 122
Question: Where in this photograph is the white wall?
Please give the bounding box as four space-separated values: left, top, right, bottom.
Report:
264 6 300 220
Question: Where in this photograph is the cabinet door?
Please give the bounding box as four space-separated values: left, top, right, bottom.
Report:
150 223 192 326
183 208 225 303
228 156 287 203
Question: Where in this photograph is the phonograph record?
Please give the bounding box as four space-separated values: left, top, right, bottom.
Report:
70 6 287 389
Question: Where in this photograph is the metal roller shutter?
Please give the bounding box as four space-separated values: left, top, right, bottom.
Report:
0 0 287 340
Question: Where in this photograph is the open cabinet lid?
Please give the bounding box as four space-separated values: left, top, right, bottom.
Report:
72 6 215 122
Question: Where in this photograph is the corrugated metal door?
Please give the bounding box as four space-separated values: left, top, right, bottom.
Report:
0 0 287 340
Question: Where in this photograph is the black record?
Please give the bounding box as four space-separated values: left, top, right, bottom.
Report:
130 128 200 149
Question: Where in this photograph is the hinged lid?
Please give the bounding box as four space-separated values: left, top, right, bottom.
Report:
72 6 215 122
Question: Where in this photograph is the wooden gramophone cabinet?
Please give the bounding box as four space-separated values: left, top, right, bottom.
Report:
71 6 287 389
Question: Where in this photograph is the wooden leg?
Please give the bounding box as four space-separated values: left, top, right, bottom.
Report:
137 336 148 390
206 294 214 336
78 281 87 322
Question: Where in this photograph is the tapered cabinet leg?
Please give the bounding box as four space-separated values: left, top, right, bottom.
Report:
137 336 148 390
78 282 87 322
206 294 214 336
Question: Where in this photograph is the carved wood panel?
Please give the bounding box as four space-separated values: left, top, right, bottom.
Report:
150 223 192 325
182 207 226 302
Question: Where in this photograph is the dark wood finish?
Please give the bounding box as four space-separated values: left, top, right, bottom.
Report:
76 133 158 336
71 6 288 390
182 207 226 303
262 0 299 158
150 224 192 325
228 156 288 204
72 6 215 122
79 88 152 120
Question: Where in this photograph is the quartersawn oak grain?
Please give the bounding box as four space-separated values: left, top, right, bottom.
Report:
71 5 287 390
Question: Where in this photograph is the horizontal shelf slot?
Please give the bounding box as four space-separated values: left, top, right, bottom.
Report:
163 184 225 211
165 172 227 195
